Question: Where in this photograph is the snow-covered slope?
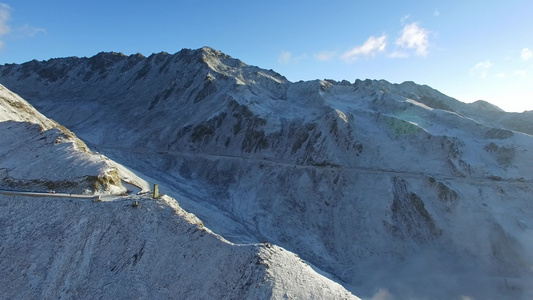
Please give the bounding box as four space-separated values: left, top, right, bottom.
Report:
0 84 150 194
0 84 357 299
1 47 533 299
0 194 357 299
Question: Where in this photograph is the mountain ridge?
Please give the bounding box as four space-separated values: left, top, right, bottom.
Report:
1 47 532 299
2 47 531 135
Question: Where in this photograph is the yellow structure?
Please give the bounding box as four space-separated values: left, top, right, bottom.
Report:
153 184 160 198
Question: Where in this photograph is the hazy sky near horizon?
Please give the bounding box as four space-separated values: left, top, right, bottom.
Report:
0 0 532 112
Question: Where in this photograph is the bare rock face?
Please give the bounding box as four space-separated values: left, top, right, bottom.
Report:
385 177 442 242
1 47 533 299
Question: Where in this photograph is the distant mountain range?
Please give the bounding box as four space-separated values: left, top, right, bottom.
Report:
1 47 532 299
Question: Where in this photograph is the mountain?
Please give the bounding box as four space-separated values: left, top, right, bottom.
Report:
0 84 357 299
1 47 533 299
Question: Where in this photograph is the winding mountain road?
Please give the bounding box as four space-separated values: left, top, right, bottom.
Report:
93 145 533 187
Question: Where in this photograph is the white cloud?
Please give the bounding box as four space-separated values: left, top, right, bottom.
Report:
396 22 430 56
0 4 9 34
278 50 292 64
388 51 409 58
341 34 387 62
495 72 506 79
469 60 493 78
314 51 336 62
0 3 11 49
0 4 46 50
521 48 532 61
434 10 440 17
14 24 46 37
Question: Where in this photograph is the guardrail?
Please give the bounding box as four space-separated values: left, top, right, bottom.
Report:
0 190 101 201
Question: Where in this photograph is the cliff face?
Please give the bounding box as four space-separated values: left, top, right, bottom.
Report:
1 47 532 299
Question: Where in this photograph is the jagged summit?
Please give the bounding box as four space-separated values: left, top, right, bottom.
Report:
1 47 286 86
0 47 504 119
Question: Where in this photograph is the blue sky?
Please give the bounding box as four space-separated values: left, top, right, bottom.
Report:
0 1 532 112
